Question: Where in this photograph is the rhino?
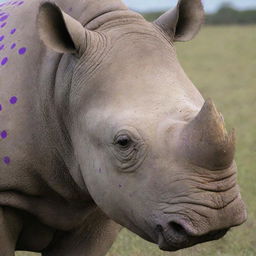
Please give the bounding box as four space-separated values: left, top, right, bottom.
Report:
0 0 247 255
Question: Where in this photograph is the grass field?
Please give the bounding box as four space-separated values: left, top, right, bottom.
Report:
16 26 256 256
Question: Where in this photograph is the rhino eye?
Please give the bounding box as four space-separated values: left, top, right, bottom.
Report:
115 135 132 149
110 129 147 171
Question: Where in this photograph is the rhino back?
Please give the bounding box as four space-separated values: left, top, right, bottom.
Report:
0 0 90 231
0 0 49 185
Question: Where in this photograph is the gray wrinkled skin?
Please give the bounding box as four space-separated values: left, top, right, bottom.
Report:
0 0 246 255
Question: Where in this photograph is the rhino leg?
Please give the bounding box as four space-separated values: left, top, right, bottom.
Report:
0 207 22 256
42 208 121 256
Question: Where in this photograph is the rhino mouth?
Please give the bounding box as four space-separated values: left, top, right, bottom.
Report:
157 226 229 251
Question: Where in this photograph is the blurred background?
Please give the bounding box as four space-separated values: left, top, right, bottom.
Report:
124 0 256 12
124 0 256 24
9 0 255 256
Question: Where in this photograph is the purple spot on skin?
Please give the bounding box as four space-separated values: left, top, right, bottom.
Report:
1 57 8 65
18 1 24 5
0 104 2 111
0 44 4 50
10 43 16 49
1 22 7 28
3 156 10 165
12 1 18 5
1 130 7 139
0 35 4 41
118 184 122 188
0 15 8 22
18 47 26 55
9 96 17 104
10 28 16 34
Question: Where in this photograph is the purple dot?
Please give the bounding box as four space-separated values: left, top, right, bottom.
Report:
10 28 16 34
18 1 24 5
3 156 10 165
9 96 18 104
0 104 2 111
12 1 18 5
0 15 8 22
0 44 4 50
1 130 7 139
1 22 7 28
10 43 16 49
18 47 26 55
0 35 4 41
1 57 8 65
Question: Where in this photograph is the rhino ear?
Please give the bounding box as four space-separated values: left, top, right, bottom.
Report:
37 2 86 54
154 0 204 42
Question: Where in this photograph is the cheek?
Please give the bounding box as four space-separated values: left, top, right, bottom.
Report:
82 151 122 207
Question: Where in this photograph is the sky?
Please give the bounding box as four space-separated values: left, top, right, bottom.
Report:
0 0 255 13
123 0 256 13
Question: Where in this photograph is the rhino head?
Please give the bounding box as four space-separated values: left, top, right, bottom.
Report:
38 0 247 251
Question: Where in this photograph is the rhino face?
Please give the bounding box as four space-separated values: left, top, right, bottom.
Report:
76 99 246 251
77 101 246 252
38 0 247 251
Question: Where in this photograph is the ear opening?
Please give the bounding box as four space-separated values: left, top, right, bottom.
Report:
38 2 86 54
154 0 204 42
175 0 205 42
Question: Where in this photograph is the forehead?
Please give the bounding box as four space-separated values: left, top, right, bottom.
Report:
86 35 184 103
85 43 200 111
74 25 203 128
106 31 177 73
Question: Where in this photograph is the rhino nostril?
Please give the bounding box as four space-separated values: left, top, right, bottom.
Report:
169 221 187 235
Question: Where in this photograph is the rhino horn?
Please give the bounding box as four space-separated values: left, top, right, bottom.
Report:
180 99 235 170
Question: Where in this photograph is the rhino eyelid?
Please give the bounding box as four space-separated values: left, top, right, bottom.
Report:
113 129 141 143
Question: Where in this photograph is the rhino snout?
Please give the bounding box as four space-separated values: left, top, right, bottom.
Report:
156 220 229 251
153 195 247 251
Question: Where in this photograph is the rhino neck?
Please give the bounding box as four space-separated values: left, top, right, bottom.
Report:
56 0 136 29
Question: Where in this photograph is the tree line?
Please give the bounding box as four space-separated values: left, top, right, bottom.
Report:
142 3 256 25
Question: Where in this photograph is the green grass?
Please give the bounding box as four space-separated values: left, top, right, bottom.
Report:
16 26 256 256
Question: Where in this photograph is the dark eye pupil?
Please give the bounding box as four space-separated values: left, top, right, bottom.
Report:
117 136 130 147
